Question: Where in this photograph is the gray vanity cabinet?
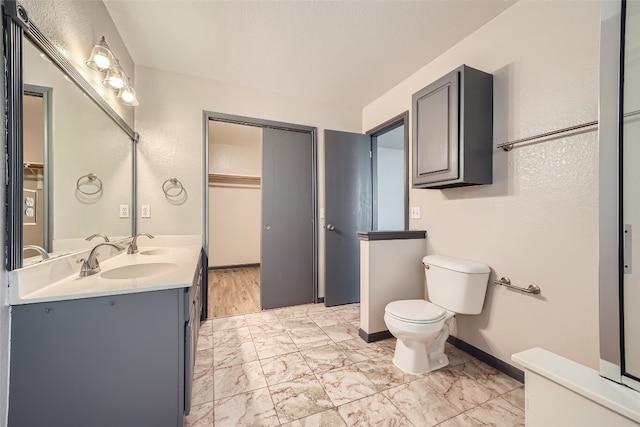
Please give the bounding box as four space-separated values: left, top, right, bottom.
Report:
9 257 203 427
412 65 493 189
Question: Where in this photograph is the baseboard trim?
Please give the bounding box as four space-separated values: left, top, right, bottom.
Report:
209 263 260 270
447 336 524 383
359 328 393 343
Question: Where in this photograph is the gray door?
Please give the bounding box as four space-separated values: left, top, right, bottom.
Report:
325 130 372 306
261 128 314 310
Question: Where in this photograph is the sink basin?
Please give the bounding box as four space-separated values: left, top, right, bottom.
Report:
101 262 180 280
139 248 186 256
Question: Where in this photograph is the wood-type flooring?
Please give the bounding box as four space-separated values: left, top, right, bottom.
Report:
208 266 261 318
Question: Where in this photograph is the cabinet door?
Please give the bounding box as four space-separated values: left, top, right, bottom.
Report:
413 70 459 186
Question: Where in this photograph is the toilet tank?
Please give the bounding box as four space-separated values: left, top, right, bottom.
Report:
423 255 490 315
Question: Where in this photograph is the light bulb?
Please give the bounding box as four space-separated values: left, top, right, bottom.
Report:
103 60 125 89
121 90 134 103
93 53 111 70
117 80 139 106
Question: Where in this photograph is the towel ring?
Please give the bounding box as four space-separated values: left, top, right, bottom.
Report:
162 177 184 197
76 173 103 195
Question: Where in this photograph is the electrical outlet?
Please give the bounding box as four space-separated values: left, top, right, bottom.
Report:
141 204 151 218
119 204 130 218
411 206 421 219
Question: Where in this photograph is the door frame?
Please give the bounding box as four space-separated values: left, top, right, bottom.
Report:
23 84 53 252
367 111 410 231
202 111 319 308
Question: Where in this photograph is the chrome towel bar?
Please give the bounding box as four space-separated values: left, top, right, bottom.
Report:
494 277 540 295
497 109 640 151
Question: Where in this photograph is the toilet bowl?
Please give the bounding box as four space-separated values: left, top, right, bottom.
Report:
384 255 490 375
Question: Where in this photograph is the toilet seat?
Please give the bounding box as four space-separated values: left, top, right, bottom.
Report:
385 299 447 324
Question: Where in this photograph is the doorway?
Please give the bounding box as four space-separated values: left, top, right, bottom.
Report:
22 85 52 262
204 112 317 318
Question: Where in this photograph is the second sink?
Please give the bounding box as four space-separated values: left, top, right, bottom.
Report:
101 262 180 280
139 248 187 256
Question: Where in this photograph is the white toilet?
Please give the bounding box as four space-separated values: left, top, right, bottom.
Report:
384 254 490 374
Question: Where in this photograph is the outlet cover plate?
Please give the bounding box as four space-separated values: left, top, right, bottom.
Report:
411 206 421 219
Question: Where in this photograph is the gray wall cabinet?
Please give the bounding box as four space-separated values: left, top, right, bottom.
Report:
412 65 493 189
8 256 204 427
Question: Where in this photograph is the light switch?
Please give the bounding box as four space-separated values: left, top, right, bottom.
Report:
411 206 421 219
141 204 151 218
119 204 130 218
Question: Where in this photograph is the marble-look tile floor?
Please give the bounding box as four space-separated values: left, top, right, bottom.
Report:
185 303 525 427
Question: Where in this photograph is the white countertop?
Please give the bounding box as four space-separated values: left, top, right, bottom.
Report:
9 241 201 305
512 347 640 424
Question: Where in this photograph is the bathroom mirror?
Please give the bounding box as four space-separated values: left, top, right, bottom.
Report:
5 4 136 269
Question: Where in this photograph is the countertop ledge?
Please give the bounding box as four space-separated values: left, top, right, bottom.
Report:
357 230 427 241
9 244 201 305
512 347 640 424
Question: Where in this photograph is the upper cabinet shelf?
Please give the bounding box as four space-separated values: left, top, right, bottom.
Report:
412 65 493 189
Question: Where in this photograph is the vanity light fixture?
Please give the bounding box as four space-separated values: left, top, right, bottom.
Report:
86 36 139 106
86 36 114 71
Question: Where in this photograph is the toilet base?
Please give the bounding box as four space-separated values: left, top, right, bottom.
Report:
391 319 451 375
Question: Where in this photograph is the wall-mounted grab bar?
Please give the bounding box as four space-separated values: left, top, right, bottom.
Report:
494 277 540 295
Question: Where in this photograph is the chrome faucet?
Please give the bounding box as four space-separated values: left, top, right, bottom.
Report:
23 245 49 260
127 233 154 254
78 242 124 277
85 233 110 242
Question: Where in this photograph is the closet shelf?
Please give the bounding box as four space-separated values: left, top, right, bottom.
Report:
208 173 261 186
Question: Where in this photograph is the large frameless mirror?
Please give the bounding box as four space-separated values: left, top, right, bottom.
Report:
4 3 136 269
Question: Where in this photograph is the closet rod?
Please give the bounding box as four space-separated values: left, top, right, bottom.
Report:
497 109 640 152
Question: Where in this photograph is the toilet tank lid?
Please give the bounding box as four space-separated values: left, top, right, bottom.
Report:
423 255 490 274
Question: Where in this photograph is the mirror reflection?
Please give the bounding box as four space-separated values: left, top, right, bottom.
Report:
21 37 134 266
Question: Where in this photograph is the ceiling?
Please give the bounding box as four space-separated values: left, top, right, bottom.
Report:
104 0 515 110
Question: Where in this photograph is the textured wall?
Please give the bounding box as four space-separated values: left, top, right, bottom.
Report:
363 1 601 368
134 65 362 296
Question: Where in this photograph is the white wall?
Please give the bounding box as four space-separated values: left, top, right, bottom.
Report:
363 1 601 369
134 65 362 296
209 122 262 267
